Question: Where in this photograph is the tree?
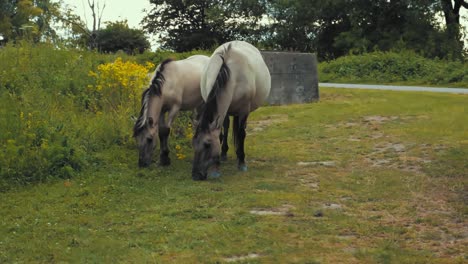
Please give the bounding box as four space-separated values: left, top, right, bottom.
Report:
263 0 318 52
57 0 106 49
441 0 468 27
439 0 468 58
142 0 266 51
94 20 150 54
265 0 466 60
0 0 61 43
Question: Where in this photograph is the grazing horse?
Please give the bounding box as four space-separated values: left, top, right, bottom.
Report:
191 41 271 180
133 55 209 167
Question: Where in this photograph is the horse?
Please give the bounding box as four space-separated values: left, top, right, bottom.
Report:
191 41 271 180
133 55 210 167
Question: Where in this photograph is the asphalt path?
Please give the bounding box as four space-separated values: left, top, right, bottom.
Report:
319 83 468 94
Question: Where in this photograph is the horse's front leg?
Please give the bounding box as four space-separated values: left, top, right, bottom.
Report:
158 105 181 166
233 115 248 171
158 113 171 166
220 116 230 161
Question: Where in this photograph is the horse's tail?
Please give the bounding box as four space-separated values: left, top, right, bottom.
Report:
202 44 231 102
196 45 231 131
133 58 172 136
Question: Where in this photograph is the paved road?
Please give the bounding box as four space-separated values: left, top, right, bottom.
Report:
319 83 468 94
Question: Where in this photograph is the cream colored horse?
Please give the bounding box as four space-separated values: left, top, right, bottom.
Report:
134 55 209 167
192 41 271 180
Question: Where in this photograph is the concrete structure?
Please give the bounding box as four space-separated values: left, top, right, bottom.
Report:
261 51 319 105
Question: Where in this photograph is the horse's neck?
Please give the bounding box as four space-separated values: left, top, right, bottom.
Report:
148 96 163 124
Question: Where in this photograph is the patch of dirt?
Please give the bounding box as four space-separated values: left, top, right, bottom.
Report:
284 168 320 190
323 203 343 210
297 161 337 167
249 204 295 216
329 115 432 143
362 191 468 259
328 116 450 174
327 115 399 130
247 114 288 134
363 115 400 124
373 142 406 153
363 142 436 173
224 253 261 262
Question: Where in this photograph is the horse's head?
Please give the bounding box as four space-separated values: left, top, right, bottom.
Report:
191 122 221 180
134 116 158 167
134 85 160 168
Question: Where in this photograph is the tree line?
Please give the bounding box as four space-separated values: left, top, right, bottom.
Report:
0 0 150 54
1 0 467 60
143 0 468 60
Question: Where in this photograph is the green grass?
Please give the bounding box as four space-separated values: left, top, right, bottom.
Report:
1 88 467 263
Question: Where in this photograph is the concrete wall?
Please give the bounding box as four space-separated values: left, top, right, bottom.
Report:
261 52 319 105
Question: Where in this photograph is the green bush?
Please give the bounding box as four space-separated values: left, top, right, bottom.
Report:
318 51 468 87
0 42 198 191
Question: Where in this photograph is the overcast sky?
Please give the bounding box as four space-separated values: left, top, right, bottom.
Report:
62 0 151 29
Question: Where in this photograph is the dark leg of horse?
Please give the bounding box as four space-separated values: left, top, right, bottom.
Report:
233 115 248 171
159 121 171 166
220 116 230 161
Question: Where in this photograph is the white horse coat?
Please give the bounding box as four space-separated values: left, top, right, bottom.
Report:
191 41 271 180
201 41 271 123
134 55 209 167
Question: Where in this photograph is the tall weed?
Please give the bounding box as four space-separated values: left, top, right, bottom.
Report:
0 42 199 190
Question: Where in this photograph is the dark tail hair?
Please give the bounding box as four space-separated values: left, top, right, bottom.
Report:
197 53 231 133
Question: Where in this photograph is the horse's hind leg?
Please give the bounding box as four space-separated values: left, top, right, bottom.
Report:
233 115 248 171
220 116 230 161
158 114 171 166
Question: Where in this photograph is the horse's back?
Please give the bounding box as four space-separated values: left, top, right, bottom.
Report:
221 41 271 112
163 55 209 110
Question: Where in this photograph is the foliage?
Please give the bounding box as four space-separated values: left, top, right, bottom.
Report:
319 51 468 86
142 0 267 51
93 20 150 54
265 0 467 60
0 0 62 43
87 57 154 113
0 42 177 190
263 0 317 52
134 49 212 66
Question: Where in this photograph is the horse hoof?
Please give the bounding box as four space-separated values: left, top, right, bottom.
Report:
238 164 248 172
160 158 171 166
209 171 222 179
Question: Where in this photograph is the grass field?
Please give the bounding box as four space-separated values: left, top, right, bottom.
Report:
0 88 466 263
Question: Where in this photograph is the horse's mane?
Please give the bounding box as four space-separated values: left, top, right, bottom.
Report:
196 47 231 135
133 58 173 137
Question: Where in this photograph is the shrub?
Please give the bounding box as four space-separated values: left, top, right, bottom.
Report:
87 57 154 113
0 42 198 190
318 51 468 86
